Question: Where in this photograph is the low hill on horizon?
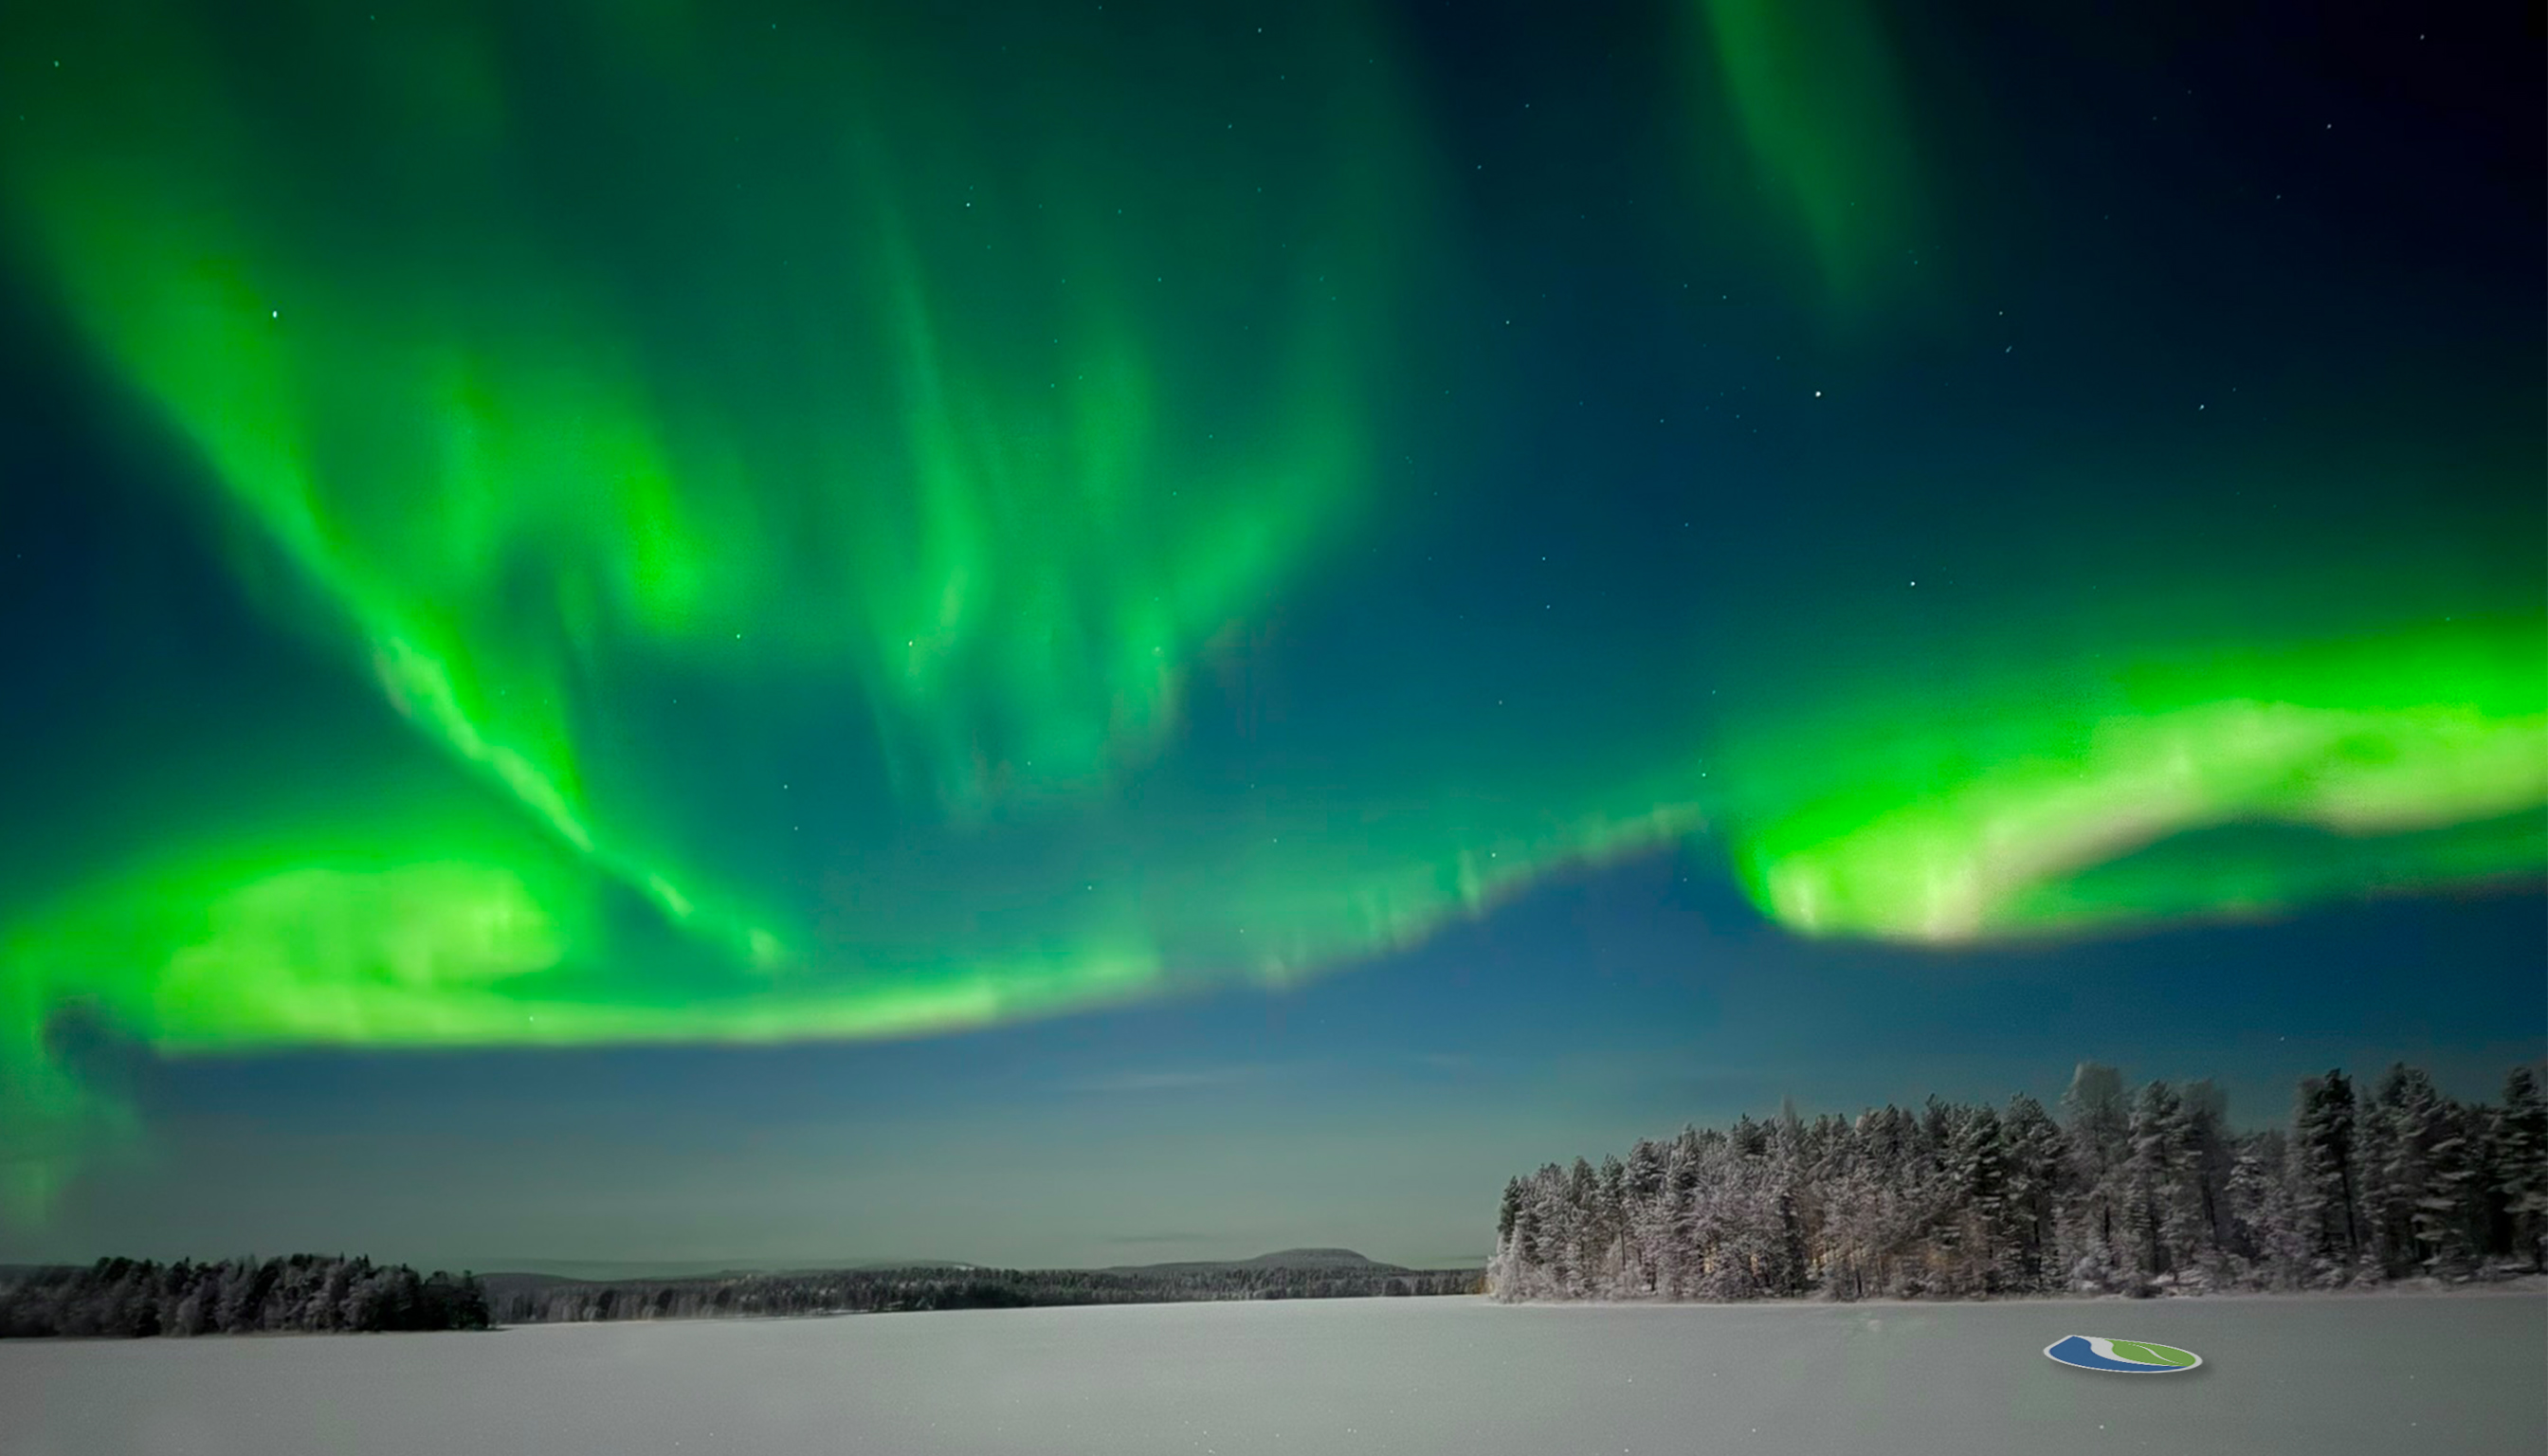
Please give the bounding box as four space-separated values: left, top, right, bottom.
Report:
1100 1247 1415 1276
471 1247 1473 1289
467 1257 981 1283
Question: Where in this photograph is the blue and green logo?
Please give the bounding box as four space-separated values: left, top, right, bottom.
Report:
2044 1335 2203 1374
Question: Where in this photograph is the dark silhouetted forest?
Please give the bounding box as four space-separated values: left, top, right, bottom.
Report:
484 1258 1481 1323
1490 1063 2548 1301
0 1254 491 1337
0 1252 1479 1335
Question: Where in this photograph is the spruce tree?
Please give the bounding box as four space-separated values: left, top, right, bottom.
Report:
2290 1071 2364 1282
2123 1080 2183 1282
2494 1067 2548 1270
1596 1155 1629 1290
2062 1063 2130 1283
1999 1095 2066 1291
1624 1138 1666 1292
2179 1080 2235 1274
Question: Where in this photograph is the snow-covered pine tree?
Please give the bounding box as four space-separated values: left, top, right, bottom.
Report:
2228 1127 2303 1287
1998 1094 2066 1292
1663 1129 1703 1297
1766 1112 1810 1297
2361 1064 2415 1277
2291 1070 2365 1284
2412 1096 2479 1278
2121 1080 2180 1284
1623 1138 1667 1293
2178 1080 2236 1283
1595 1155 1629 1296
2369 1066 2479 1277
2494 1067 2548 1271
1938 1101 2006 1295
1561 1157 1597 1297
2062 1063 2130 1289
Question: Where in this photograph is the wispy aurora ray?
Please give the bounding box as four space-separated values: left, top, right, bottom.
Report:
1688 0 1931 322
2 0 1426 947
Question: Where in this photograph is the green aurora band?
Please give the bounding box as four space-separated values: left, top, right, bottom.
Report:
0 0 2540 1220
1718 621 2545 941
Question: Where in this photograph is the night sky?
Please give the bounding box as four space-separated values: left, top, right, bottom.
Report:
2 0 2539 1272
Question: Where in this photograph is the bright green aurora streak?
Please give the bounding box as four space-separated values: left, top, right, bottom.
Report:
1718 621 2544 941
0 0 2539 1221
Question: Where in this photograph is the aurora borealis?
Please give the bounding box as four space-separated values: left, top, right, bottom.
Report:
1 0 2539 1262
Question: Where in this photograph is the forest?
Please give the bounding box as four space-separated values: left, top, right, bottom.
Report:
0 1254 491 1337
0 1253 1477 1336
1489 1063 2548 1302
484 1260 1480 1323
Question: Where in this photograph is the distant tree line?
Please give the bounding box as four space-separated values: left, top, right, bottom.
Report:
0 1255 1479 1335
0 1254 492 1338
1489 1063 2548 1302
490 1262 1481 1323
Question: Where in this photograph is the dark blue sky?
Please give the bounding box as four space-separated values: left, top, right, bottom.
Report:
1 0 2540 1271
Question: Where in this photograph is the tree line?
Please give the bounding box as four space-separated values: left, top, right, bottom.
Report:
0 1255 1478 1335
0 1254 492 1337
487 1262 1481 1323
1488 1062 2548 1302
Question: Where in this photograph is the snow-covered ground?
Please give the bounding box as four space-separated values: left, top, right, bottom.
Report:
4 1291 2540 1455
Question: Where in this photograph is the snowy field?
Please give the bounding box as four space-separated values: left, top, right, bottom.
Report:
4 1291 2540 1455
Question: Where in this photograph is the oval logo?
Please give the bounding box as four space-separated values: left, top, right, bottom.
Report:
2044 1335 2203 1373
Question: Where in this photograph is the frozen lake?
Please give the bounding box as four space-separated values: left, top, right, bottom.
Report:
5 1291 2541 1455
